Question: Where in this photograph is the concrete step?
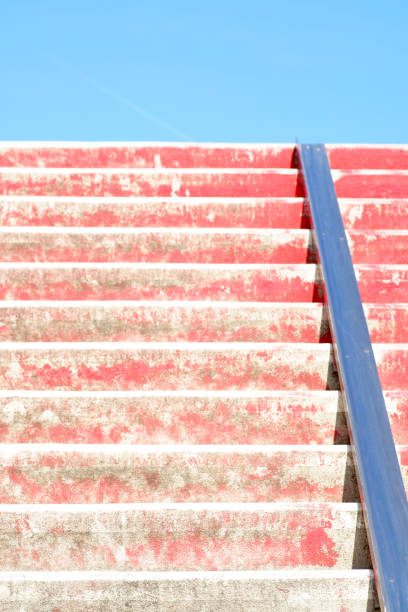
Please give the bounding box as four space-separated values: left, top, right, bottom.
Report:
0 228 316 264
0 228 318 264
1 263 408 302
0 390 406 445
2 195 408 231
3 167 408 198
0 300 408 343
0 570 377 612
2 142 408 171
0 503 370 570
0 391 348 445
0 342 407 390
340 199 408 230
1 228 408 264
331 170 408 198
0 444 359 504
4 443 408 505
0 168 302 198
0 302 332 343
0 196 310 229
0 343 340 391
0 342 408 391
0 263 326 302
1 302 408 343
0 143 296 169
326 144 408 169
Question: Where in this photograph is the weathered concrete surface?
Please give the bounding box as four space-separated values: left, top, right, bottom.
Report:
0 343 340 391
0 570 376 611
0 391 348 444
1 302 408 342
0 504 370 571
0 228 407 264
0 142 407 609
0 444 358 503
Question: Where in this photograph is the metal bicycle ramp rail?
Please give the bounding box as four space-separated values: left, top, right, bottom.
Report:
299 143 408 611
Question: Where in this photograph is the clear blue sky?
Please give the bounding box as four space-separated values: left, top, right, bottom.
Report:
2 0 407 143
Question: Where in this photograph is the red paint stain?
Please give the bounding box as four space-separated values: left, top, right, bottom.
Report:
300 526 338 567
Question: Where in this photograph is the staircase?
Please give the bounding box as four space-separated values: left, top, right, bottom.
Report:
0 142 407 610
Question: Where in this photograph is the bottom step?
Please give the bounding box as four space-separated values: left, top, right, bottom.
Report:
0 570 376 611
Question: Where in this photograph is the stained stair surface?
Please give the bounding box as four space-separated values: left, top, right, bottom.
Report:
0 143 407 610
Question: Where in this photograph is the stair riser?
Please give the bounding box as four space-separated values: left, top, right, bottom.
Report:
1 230 407 264
0 394 348 445
0 346 339 391
0 506 370 570
0 573 376 612
0 447 358 504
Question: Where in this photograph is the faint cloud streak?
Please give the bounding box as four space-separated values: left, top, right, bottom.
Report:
51 56 192 140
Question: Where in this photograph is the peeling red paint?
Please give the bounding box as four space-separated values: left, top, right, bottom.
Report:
0 143 397 585
0 170 302 198
0 145 296 169
334 172 408 198
0 266 323 302
0 198 310 229
300 527 337 567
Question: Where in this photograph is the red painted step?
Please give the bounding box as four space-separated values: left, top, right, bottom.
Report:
2 196 408 231
2 143 408 170
0 229 406 264
0 264 323 302
0 391 347 445
3 167 408 198
1 303 407 343
0 228 408 264
0 504 370 571
0 143 296 169
0 344 339 391
0 302 330 343
327 144 408 169
0 390 407 446
0 444 359 504
0 229 316 264
0 197 309 229
0 263 407 302
0 169 302 198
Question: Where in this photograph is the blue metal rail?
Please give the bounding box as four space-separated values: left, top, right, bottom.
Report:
298 144 408 612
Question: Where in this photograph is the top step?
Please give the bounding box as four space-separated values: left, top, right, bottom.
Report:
2 143 408 169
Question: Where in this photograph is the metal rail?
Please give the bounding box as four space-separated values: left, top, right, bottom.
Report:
298 144 408 612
